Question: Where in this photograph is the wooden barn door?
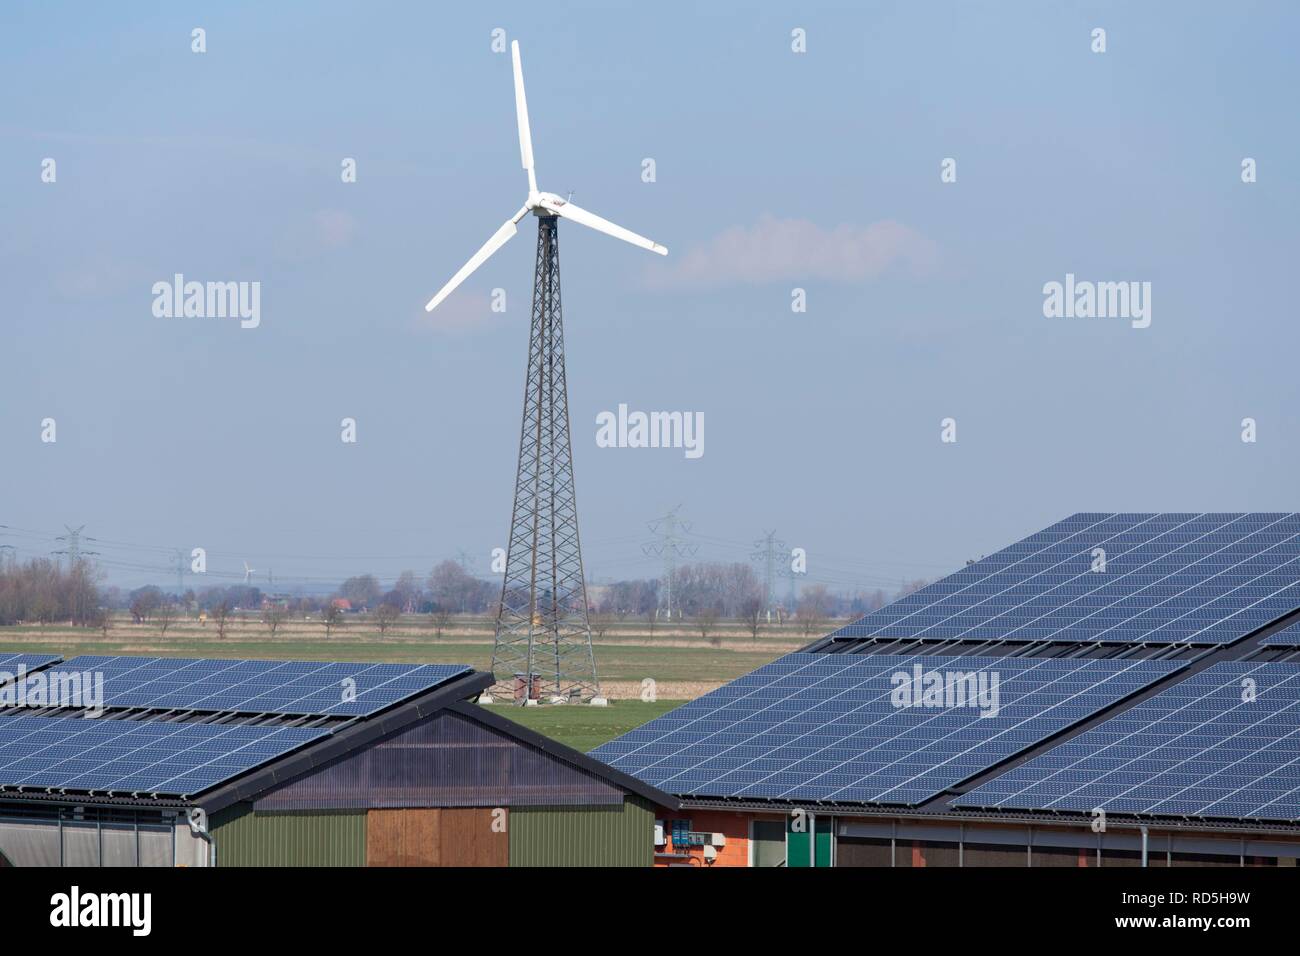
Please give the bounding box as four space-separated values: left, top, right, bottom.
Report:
367 809 441 866
438 808 509 867
366 808 508 867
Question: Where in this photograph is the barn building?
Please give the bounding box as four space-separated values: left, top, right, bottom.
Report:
593 513 1300 867
0 655 672 866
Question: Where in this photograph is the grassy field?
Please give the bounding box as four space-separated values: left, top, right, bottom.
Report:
0 613 815 701
481 699 682 752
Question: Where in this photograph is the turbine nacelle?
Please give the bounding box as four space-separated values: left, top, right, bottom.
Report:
424 41 666 313
530 191 561 215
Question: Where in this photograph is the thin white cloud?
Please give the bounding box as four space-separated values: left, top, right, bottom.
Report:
661 214 939 286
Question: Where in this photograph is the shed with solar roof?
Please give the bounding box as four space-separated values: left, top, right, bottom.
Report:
0 654 674 867
593 513 1300 867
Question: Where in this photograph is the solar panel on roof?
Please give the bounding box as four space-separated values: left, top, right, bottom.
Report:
0 714 328 797
955 661 1300 822
0 653 62 679
39 656 472 717
590 652 1185 806
828 513 1300 646
1262 620 1300 646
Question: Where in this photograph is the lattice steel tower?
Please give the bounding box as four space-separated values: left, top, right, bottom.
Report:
490 215 600 702
643 505 698 620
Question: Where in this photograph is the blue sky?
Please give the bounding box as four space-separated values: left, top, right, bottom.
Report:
1 1 1297 592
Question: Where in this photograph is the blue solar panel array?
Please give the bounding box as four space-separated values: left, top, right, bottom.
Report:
1262 620 1300 647
956 662 1300 822
828 513 1300 645
0 652 61 679
0 714 328 796
591 652 1185 806
44 656 472 717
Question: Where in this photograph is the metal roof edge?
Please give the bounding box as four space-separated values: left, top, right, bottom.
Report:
674 797 1300 838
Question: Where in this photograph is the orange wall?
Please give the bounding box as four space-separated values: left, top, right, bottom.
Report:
655 810 758 868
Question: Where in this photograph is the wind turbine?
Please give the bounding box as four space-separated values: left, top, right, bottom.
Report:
424 41 666 314
242 561 256 585
424 40 666 703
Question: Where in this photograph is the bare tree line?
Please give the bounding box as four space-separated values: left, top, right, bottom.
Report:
0 558 103 627
0 552 929 644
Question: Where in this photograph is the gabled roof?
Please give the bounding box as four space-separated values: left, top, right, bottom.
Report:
0 653 678 812
596 513 1300 830
822 512 1300 647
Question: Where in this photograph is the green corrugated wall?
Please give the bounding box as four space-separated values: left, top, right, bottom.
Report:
211 798 655 867
211 805 366 867
508 797 653 867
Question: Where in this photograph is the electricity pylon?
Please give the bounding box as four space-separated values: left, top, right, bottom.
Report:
52 525 98 568
643 505 698 620
752 530 787 615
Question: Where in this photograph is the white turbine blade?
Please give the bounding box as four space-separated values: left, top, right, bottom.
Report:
425 216 520 312
538 196 667 255
512 41 537 194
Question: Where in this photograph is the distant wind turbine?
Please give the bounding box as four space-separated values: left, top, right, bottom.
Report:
242 561 256 584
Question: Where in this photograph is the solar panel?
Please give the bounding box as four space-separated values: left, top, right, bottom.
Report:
0 714 328 797
0 653 61 680
955 662 1300 822
41 656 472 717
829 513 1300 645
590 652 1185 806
1262 620 1300 646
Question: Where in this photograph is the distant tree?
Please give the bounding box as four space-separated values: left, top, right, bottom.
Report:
427 561 481 613
212 601 232 639
339 574 382 610
225 584 263 610
30 591 56 629
670 562 761 618
697 606 721 644
129 586 163 623
262 604 288 638
0 557 104 627
431 608 452 640
741 596 764 639
321 603 344 638
156 602 177 637
798 584 833 637
375 603 400 636
66 559 101 625
393 570 422 612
